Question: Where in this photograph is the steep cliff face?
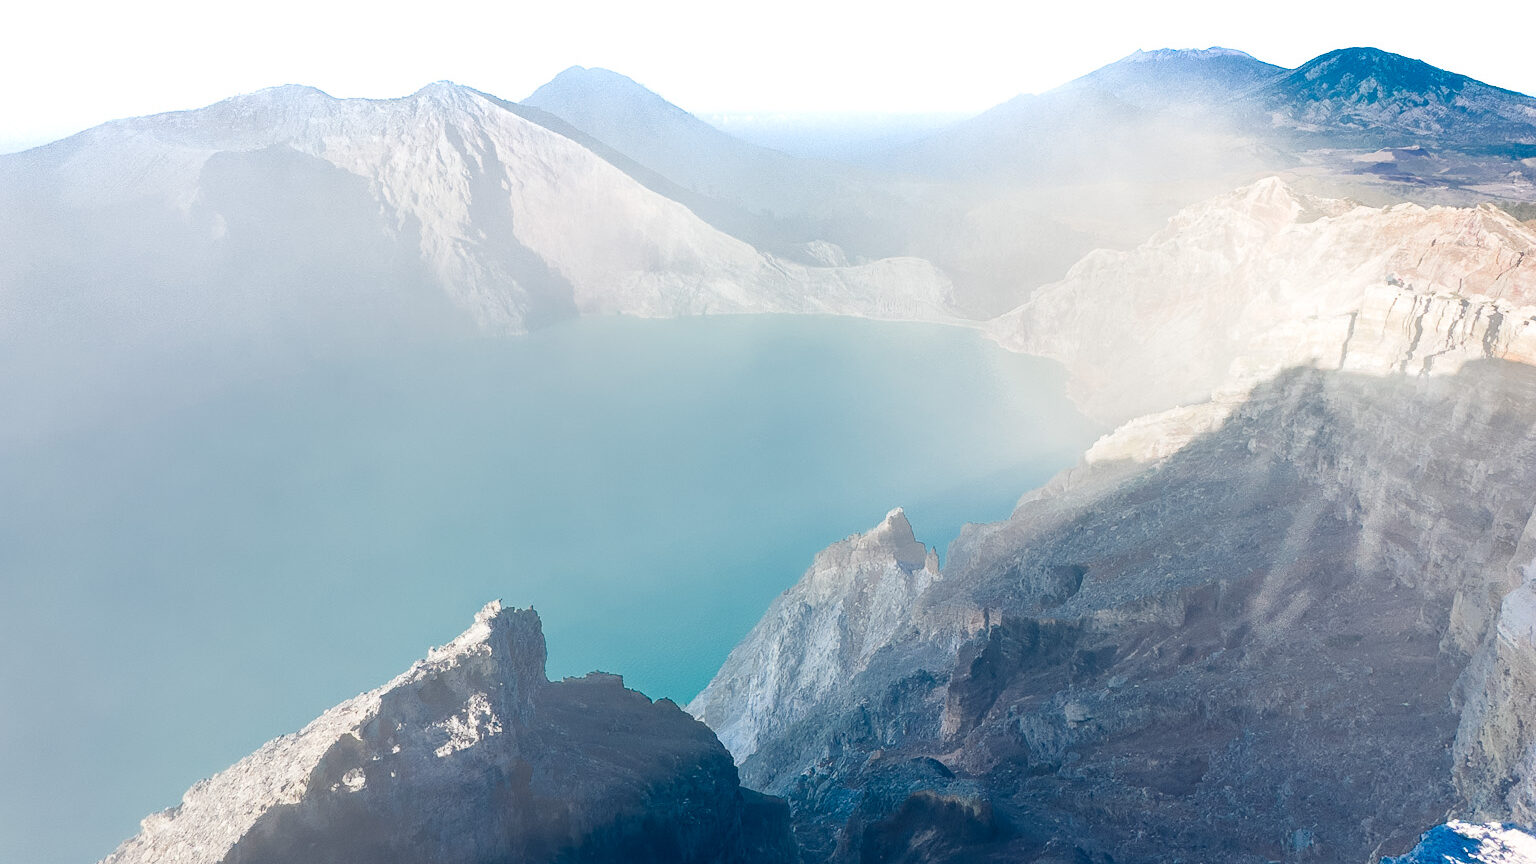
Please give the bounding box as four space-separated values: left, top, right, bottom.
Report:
1382 821 1536 864
103 602 796 864
689 509 942 766
1457 564 1536 823
700 183 1536 862
715 363 1536 863
991 177 1536 425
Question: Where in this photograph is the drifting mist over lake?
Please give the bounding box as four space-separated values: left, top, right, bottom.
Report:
0 313 1096 862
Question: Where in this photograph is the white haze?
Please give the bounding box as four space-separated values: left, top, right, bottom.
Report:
6 0 1536 154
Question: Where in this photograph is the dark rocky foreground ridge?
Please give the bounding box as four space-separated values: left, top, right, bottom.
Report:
704 362 1536 863
102 603 796 864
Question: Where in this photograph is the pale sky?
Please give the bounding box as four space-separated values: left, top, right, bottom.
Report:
4 0 1535 153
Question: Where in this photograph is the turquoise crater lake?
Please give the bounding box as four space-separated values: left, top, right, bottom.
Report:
0 313 1098 864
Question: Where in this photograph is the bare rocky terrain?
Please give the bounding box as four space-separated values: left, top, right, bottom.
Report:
103 602 796 864
692 182 1536 862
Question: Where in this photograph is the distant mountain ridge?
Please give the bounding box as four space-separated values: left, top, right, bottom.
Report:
1055 46 1286 111
0 80 959 342
523 66 865 257
4 43 1533 330
1256 47 1536 144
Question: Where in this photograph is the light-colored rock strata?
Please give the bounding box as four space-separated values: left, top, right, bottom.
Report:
689 508 940 764
990 177 1536 424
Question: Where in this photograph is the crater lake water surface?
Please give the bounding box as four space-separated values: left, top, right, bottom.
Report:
0 314 1099 864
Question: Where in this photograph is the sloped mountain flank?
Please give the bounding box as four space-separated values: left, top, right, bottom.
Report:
0 82 956 340
1258 47 1536 144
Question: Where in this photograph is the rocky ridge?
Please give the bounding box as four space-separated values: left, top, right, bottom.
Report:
1258 47 1536 144
689 508 941 765
693 180 1536 861
104 601 795 864
0 83 957 337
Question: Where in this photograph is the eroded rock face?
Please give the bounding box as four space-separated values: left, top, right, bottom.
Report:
103 602 795 864
712 363 1536 863
699 184 1536 862
990 178 1536 425
1457 568 1536 823
689 508 942 766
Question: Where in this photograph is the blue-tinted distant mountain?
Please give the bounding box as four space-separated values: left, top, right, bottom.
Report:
896 45 1536 180
523 66 862 253
521 66 1023 313
871 45 1536 315
1057 47 1285 110
888 47 1287 191
1256 47 1536 146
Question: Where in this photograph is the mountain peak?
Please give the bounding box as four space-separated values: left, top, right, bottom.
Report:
103 599 787 864
1053 46 1284 107
219 84 335 111
247 83 332 100
1119 47 1258 63
1293 46 1468 91
410 80 487 108
526 66 676 110
875 506 915 541
1263 46 1536 141
424 600 546 676
857 507 929 572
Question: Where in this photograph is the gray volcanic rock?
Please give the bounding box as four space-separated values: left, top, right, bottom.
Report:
718 362 1536 863
1457 568 1536 823
699 184 1536 862
689 508 941 765
102 602 795 864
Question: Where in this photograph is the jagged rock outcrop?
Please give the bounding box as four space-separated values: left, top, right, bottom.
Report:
689 508 942 765
1382 821 1536 863
699 183 1536 862
103 601 796 864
